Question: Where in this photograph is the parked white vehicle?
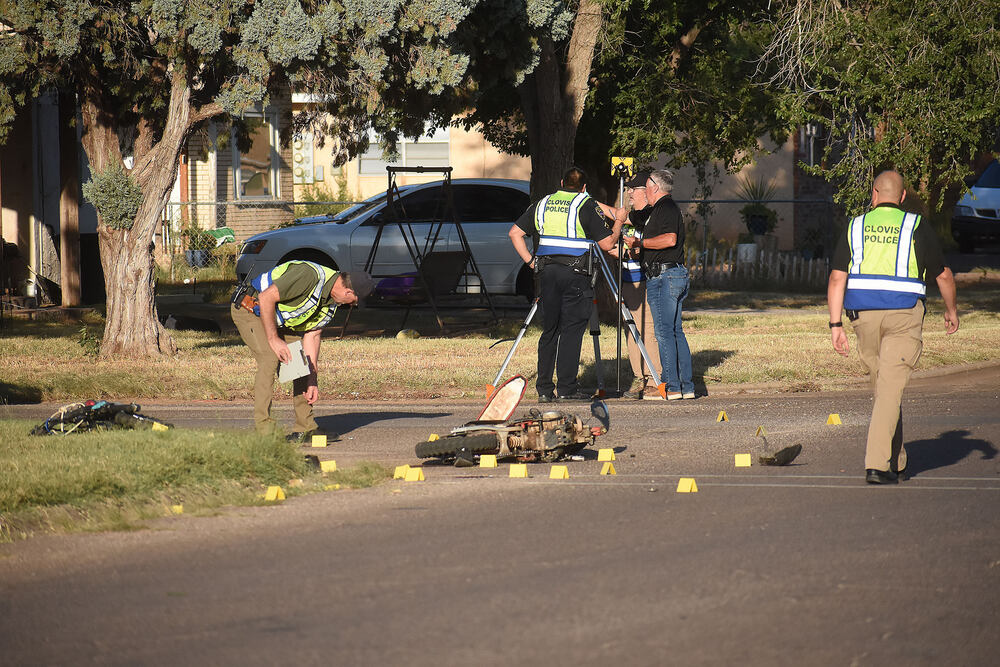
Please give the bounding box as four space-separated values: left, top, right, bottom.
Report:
236 179 535 298
952 160 1000 252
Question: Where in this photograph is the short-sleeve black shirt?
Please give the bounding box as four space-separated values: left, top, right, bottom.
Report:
515 190 611 251
642 196 685 265
831 203 947 280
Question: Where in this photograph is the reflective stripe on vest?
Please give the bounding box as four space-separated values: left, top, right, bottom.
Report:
622 258 643 282
844 209 926 310
622 227 644 282
250 261 337 330
534 191 591 257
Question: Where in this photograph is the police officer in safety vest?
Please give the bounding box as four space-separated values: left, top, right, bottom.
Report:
827 170 959 484
231 261 374 441
508 167 623 402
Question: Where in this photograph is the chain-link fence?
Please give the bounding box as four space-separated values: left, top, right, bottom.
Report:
157 200 360 284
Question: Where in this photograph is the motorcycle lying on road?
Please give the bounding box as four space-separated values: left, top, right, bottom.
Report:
415 376 610 466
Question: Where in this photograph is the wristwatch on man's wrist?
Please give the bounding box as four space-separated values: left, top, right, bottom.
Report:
829 321 843 328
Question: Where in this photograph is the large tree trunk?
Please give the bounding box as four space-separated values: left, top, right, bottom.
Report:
77 70 212 357
519 0 603 198
98 225 174 356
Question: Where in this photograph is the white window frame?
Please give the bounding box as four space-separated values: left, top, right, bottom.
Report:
232 110 280 200
359 125 450 176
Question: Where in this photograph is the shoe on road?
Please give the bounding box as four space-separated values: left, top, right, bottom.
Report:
759 444 803 466
286 429 339 444
557 391 592 402
866 468 899 484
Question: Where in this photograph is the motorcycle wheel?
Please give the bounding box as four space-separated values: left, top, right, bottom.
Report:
415 433 500 459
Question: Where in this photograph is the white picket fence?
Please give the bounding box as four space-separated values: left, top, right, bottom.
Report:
686 247 830 287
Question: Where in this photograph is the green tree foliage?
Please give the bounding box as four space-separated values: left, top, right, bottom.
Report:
577 1 783 197
79 160 143 231
453 1 784 199
0 0 513 356
760 0 1000 211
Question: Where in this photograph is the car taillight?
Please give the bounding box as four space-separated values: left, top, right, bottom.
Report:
239 240 267 255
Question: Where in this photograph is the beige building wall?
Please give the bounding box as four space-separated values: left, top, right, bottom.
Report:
297 120 530 204
667 136 796 250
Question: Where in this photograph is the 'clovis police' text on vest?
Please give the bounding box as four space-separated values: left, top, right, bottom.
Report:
534 190 593 257
250 261 338 331
844 207 926 310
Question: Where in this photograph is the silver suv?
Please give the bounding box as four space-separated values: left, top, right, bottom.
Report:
236 179 534 298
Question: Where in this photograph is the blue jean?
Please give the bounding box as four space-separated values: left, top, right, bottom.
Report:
646 266 694 394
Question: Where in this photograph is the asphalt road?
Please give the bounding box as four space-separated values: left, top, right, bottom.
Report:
1 363 998 665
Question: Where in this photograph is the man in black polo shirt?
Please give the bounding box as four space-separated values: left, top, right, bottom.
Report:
629 169 694 400
508 167 624 402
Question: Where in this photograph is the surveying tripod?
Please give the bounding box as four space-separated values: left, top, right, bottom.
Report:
488 240 665 400
360 166 497 333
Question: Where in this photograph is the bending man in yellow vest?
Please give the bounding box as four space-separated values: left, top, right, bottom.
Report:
231 261 374 441
827 170 959 484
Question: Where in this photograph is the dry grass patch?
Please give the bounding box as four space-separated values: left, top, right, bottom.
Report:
1 286 997 403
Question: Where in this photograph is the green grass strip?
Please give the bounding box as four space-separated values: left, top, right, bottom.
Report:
0 420 389 541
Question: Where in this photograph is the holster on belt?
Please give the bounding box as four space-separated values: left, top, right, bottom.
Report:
231 284 259 314
239 294 259 313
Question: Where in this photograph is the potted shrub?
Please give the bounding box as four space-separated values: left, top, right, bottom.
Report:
182 225 215 268
737 176 778 236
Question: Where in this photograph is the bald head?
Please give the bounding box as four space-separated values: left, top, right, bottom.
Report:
872 170 905 205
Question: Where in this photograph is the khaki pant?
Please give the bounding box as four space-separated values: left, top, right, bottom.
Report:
620 280 661 387
231 304 317 434
851 301 925 472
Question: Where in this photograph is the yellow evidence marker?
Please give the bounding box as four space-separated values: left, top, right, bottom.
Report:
264 485 286 502
509 463 528 478
311 434 328 447
479 454 498 468
393 465 410 479
826 413 842 425
735 453 752 467
676 478 699 493
427 433 440 441
600 462 617 475
717 411 729 422
404 467 425 482
755 425 767 437
320 460 337 473
597 448 615 462
549 465 569 479
170 504 184 515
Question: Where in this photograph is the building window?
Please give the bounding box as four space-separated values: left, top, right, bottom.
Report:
233 114 279 199
359 126 450 176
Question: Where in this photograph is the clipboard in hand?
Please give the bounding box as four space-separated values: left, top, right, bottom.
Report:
278 340 311 383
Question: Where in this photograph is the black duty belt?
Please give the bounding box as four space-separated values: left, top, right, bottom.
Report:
643 261 684 278
536 254 593 275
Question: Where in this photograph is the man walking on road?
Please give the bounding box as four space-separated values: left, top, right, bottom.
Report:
827 170 959 484
508 166 624 402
